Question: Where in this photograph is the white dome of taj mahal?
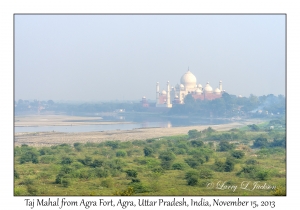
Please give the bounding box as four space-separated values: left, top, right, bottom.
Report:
204 82 213 93
180 70 197 89
161 90 167 95
214 88 221 94
195 88 203 95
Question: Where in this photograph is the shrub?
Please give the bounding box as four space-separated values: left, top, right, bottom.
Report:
126 150 133 157
220 133 232 140
218 141 234 151
39 147 52 155
55 172 65 184
236 165 257 178
214 158 235 172
146 139 156 143
253 137 268 148
152 166 164 173
135 157 160 169
62 179 71 188
172 162 184 170
190 140 204 147
202 127 216 136
132 140 146 147
270 139 286 148
143 147 154 157
27 185 38 195
185 158 200 168
108 158 126 170
131 178 141 183
61 157 73 165
116 150 127 157
71 162 84 169
174 148 186 155
119 141 132 149
101 178 114 188
177 143 188 150
199 169 213 179
19 178 34 186
19 149 39 164
78 169 94 180
214 159 225 172
205 155 210 162
73 142 84 151
187 176 198 186
40 155 56 164
60 166 73 174
129 182 151 193
159 150 176 162
231 150 245 159
125 169 138 178
188 129 201 139
78 156 93 166
245 159 258 165
208 142 214 148
224 158 235 172
248 124 259 131
161 160 173 170
94 168 109 178
255 169 269 180
185 170 198 180
105 141 119 149
91 159 104 168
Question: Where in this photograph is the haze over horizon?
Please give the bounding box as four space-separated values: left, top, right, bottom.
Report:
15 14 285 102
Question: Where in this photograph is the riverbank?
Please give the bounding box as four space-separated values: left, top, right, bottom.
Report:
14 118 264 147
15 115 131 126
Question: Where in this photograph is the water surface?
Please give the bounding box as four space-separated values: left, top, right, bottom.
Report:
15 115 231 133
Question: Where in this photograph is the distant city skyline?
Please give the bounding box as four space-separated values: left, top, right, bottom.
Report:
15 14 286 101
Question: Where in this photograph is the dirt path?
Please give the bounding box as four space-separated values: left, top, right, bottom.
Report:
14 116 264 147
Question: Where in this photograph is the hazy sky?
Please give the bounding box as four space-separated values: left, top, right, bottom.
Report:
15 14 285 102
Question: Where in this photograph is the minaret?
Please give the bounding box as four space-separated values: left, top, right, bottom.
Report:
156 82 160 105
219 80 222 91
167 81 171 107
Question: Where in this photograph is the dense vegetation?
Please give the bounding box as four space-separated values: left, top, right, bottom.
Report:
14 119 286 196
15 93 285 118
170 93 285 117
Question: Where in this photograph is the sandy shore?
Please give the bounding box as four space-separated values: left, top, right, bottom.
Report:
14 116 264 147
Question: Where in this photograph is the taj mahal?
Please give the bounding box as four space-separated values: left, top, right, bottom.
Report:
155 69 224 108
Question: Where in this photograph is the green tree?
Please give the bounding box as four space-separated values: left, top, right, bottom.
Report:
143 147 154 157
224 158 235 172
231 150 245 159
159 150 176 170
248 124 259 131
253 137 268 148
218 141 234 151
125 169 138 178
190 140 204 147
158 150 176 162
116 150 127 157
188 129 201 139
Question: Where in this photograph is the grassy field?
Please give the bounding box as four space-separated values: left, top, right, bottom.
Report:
14 120 286 196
